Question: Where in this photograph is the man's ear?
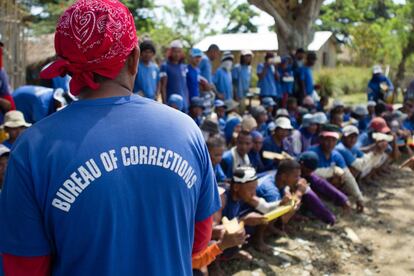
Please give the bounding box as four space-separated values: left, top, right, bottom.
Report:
128 47 140 76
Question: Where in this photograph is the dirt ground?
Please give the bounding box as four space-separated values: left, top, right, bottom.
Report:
218 163 414 276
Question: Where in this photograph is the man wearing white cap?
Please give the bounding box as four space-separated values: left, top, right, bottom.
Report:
214 51 234 101
1 110 31 149
336 125 388 179
367 64 394 103
261 117 293 170
160 40 189 110
232 50 253 105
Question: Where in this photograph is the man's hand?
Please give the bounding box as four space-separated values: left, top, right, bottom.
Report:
217 228 248 251
296 178 309 195
400 156 414 170
241 212 268 226
374 140 388 154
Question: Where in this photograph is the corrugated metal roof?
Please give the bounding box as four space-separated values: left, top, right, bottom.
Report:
194 31 333 52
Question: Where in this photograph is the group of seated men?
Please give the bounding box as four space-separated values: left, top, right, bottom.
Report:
190 94 412 274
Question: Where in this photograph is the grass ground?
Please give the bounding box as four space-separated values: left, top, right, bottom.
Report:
339 92 403 106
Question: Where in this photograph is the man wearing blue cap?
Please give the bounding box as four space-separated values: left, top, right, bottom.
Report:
167 94 184 111
187 48 203 100
262 97 276 123
189 96 205 126
214 100 227 133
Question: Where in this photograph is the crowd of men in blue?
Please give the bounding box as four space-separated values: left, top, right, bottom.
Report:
1 38 414 274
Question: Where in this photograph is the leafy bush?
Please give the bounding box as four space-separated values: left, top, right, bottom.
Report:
315 66 371 96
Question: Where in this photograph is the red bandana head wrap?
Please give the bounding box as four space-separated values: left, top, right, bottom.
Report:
40 0 138 95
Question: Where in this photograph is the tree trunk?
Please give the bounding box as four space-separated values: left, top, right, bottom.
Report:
394 29 414 90
248 0 324 54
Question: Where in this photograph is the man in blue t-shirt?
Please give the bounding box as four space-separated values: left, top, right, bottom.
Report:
160 40 189 111
309 124 364 212
232 50 253 102
199 44 220 86
207 135 228 183
221 131 252 178
213 52 234 101
13 85 71 124
299 51 317 98
187 48 203 100
0 2 220 275
257 52 278 99
367 65 394 103
133 40 160 100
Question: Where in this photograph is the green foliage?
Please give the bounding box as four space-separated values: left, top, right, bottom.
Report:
315 66 371 96
224 3 259 33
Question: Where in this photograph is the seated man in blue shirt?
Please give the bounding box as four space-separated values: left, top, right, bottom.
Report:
217 166 267 258
336 125 389 180
262 117 293 171
256 160 303 237
188 97 205 126
1 111 31 150
133 40 160 100
309 124 364 212
207 135 228 184
250 105 268 136
248 131 266 173
221 131 252 178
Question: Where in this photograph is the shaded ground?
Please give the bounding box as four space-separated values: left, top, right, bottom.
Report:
218 164 414 276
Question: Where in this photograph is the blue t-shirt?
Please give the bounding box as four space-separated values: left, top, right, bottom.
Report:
52 75 70 92
187 64 200 99
335 142 364 167
13 85 55 124
199 54 212 84
300 66 314 96
256 172 284 203
160 61 189 110
220 150 234 178
257 63 277 97
232 65 251 99
0 95 220 276
403 118 414 132
214 164 227 183
367 74 394 102
278 67 294 95
133 61 160 99
213 67 233 100
309 145 347 169
261 136 285 170
0 69 10 96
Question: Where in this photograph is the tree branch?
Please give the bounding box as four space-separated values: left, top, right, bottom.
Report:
248 0 290 36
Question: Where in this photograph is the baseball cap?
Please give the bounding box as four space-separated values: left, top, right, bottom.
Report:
190 48 203 58
313 112 328 125
262 97 276 108
303 96 315 107
301 114 317 128
214 99 226 108
241 115 257 132
298 151 319 171
241 49 253 56
224 99 239 112
369 117 390 133
190 97 204 109
276 108 289 118
372 132 393 142
332 99 344 109
2 110 31 128
232 166 257 184
320 124 341 139
342 125 359 137
353 105 368 116
221 51 234 62
373 65 383 74
167 94 184 110
275 117 293 130
170 40 183 49
250 105 267 118
367 101 377 107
